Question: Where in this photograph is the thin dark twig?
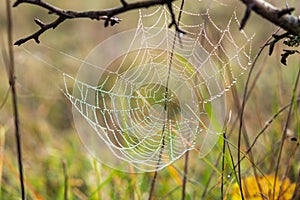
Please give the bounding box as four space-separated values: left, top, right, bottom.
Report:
236 34 270 200
291 165 300 199
120 0 128 6
148 129 165 200
235 29 278 199
220 31 277 199
15 16 66 45
240 2 255 30
171 1 188 199
273 66 300 200
277 7 295 18
221 132 227 200
148 0 183 196
229 50 264 197
6 0 25 198
181 151 189 200
226 29 280 138
166 1 185 34
148 175 157 200
226 135 237 179
203 116 233 198
13 0 177 45
227 28 279 160
149 0 185 198
278 139 299 199
235 96 300 168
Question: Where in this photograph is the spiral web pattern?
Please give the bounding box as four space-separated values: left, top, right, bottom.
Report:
63 0 252 172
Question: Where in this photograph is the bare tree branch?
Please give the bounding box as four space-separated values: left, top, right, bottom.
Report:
241 0 300 36
13 0 178 45
14 0 300 46
239 0 300 36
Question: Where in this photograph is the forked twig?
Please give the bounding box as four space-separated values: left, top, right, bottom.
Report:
13 0 182 45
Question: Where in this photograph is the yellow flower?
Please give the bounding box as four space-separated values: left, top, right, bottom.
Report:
230 174 296 200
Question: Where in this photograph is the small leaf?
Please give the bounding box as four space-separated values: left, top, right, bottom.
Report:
269 41 275 55
280 49 300 66
104 19 109 27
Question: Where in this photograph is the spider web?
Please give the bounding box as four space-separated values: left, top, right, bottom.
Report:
63 0 253 172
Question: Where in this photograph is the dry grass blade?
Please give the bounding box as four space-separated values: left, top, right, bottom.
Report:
273 65 300 200
0 126 5 191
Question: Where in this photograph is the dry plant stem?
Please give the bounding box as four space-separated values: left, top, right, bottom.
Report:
229 59 264 197
148 134 165 200
148 170 157 199
273 66 300 200
13 0 180 45
292 167 300 199
148 167 159 199
176 1 187 199
225 137 239 183
201 153 222 199
6 0 25 199
239 0 300 36
148 23 177 200
149 1 185 198
62 160 68 200
0 127 6 191
229 30 278 168
235 31 275 199
237 45 257 200
226 35 276 139
237 96 300 167
278 140 299 198
181 151 189 200
221 132 226 200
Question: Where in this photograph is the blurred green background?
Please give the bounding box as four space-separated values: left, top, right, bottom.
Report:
0 0 299 199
